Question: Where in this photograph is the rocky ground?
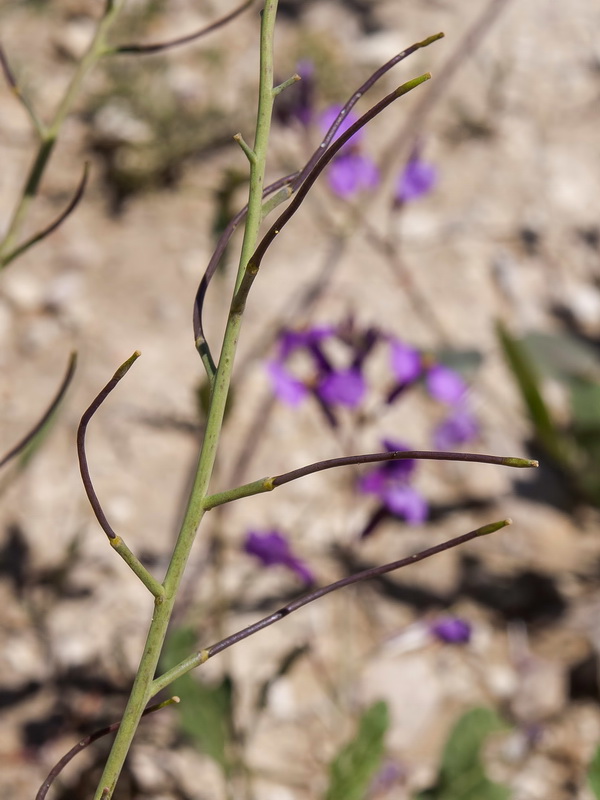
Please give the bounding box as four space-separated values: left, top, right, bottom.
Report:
2 0 600 798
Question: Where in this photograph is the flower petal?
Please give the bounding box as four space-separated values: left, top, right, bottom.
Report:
318 367 366 408
395 157 437 203
383 485 428 524
267 361 308 406
244 530 313 583
426 364 468 404
390 339 422 384
430 617 472 644
433 408 479 449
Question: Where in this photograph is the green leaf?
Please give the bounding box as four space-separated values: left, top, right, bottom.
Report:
160 627 234 773
521 331 600 383
440 708 505 781
324 701 389 800
569 379 600 431
414 708 510 800
496 321 574 468
588 744 600 798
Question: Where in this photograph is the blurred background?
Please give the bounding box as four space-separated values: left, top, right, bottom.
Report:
1 0 600 798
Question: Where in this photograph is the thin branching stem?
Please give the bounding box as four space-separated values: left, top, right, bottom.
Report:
193 172 299 379
35 697 179 800
203 450 537 509
77 352 165 599
232 73 431 313
0 352 76 469
150 519 511 695
113 0 255 55
0 44 46 138
192 33 444 372
1 163 89 269
0 1 125 267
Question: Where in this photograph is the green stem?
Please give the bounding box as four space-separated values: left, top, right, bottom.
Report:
0 1 124 267
110 537 165 599
91 3 280 796
202 450 538 510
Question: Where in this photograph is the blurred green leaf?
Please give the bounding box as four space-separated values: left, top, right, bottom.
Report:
415 708 509 800
521 331 600 383
588 744 600 798
161 627 233 773
324 700 389 800
497 321 574 468
569 379 600 431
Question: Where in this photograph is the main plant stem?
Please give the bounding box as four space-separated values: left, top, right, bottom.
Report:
92 3 279 797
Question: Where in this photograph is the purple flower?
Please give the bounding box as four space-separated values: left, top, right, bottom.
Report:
359 439 428 525
395 154 437 204
267 360 308 407
268 325 369 417
426 364 468 404
277 326 334 360
382 484 428 523
390 339 422 384
318 367 366 408
433 407 479 449
326 152 379 198
430 617 472 644
244 530 314 584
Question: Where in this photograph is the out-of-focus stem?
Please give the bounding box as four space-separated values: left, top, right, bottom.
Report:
0 1 125 268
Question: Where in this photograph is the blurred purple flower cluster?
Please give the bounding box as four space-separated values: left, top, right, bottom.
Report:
266 323 479 532
390 340 479 450
266 321 376 424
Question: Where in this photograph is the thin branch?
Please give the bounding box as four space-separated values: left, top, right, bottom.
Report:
0 1 125 265
382 0 512 166
291 32 444 193
76 351 165 599
193 172 300 379
231 73 433 312
151 519 511 695
0 352 77 469
113 0 255 55
191 33 445 371
203 450 537 509
273 73 300 96
35 697 180 800
272 450 538 486
0 43 46 138
1 163 89 269
233 132 257 164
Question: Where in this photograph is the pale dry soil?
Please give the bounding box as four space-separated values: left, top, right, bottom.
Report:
1 1 600 798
